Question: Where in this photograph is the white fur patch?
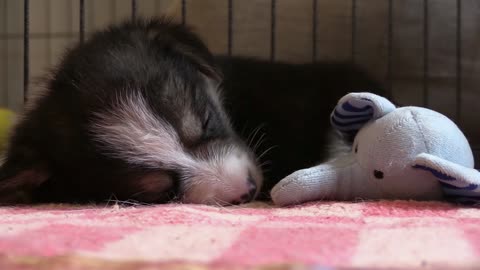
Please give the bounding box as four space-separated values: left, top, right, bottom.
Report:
181 148 262 205
90 91 262 205
90 92 195 170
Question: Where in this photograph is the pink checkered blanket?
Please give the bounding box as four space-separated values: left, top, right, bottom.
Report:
0 201 479 269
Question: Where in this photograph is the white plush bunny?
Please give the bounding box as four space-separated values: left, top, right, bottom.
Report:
271 92 480 206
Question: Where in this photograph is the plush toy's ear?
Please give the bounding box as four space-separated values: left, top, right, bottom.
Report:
330 92 396 140
413 153 480 203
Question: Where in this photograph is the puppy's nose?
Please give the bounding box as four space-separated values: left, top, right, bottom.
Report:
232 177 257 205
241 181 257 202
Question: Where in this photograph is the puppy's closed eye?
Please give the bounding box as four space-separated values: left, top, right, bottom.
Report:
201 110 220 141
195 105 228 143
202 111 212 131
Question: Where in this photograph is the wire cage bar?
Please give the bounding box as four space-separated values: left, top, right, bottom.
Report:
351 0 357 63
79 0 85 43
19 0 466 121
181 0 186 25
387 0 393 99
23 0 29 100
312 0 317 63
270 0 276 62
455 0 462 123
227 0 233 56
423 0 429 107
16 0 472 154
131 0 137 20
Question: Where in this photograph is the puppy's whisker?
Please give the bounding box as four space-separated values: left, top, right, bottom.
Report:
215 198 241 208
107 198 150 206
130 190 157 201
104 193 120 207
257 145 278 161
213 198 231 209
259 160 272 168
252 133 267 152
247 124 265 148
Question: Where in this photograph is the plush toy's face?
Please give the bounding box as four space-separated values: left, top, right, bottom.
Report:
352 108 443 199
354 109 425 179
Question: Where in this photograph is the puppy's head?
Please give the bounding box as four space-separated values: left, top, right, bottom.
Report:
86 19 264 205
0 18 262 205
91 76 263 205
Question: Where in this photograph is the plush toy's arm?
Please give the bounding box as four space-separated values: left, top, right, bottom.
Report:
270 162 340 206
271 155 360 206
413 153 480 202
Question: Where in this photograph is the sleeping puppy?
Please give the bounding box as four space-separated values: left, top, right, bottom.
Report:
0 17 383 204
0 18 261 205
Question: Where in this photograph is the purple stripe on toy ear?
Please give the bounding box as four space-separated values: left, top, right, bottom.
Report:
444 195 480 204
331 120 365 132
440 182 479 191
333 110 373 120
342 101 372 112
445 193 480 199
412 164 456 181
344 130 357 135
333 129 357 136
331 115 371 127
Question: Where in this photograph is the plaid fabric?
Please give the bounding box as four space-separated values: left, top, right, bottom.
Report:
0 201 479 269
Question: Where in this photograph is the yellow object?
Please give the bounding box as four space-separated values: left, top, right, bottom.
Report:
0 108 15 152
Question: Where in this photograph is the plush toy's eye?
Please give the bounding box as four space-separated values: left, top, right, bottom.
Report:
373 170 384 179
354 144 358 153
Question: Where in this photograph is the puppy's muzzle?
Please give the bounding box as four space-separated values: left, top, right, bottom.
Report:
231 173 257 205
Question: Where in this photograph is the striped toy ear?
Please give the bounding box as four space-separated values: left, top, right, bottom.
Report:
330 92 396 140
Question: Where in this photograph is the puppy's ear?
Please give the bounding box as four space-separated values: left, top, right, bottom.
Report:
0 155 49 204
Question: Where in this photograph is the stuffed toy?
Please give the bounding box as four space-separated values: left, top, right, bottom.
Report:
271 92 480 206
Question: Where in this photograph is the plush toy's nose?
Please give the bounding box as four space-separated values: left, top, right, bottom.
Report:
374 170 384 179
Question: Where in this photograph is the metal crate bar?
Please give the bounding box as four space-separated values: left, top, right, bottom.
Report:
15 0 467 130
131 0 137 20
387 0 393 98
351 0 357 63
182 0 186 25
270 0 276 62
23 0 29 101
423 0 429 107
46 0 52 67
3 0 8 105
79 0 85 43
312 0 317 62
228 0 233 56
456 0 462 123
